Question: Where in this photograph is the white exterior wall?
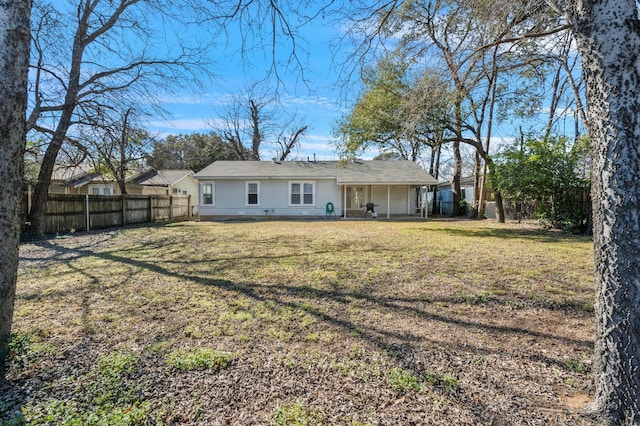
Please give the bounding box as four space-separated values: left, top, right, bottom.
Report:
370 185 412 214
172 175 199 216
172 175 199 198
198 178 342 217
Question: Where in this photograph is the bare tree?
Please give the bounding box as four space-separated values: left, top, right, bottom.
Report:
26 0 208 238
0 0 31 374
215 86 309 161
275 117 309 161
82 107 154 194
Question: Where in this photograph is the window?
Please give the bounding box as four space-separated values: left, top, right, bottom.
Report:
89 184 113 196
201 183 213 205
290 181 314 205
246 181 259 205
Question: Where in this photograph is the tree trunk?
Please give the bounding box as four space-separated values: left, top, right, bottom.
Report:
494 189 505 223
451 141 462 216
28 113 74 238
472 151 481 218
566 1 640 423
28 6 86 238
432 144 441 215
249 99 261 160
0 0 32 373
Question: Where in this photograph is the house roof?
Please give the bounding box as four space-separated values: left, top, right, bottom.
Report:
51 163 96 182
437 175 479 189
194 160 438 186
130 169 194 186
51 164 112 188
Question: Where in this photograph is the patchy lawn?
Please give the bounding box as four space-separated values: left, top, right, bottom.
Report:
3 219 596 425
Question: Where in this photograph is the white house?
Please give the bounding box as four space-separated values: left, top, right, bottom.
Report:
127 169 198 197
127 168 199 216
193 159 438 219
49 163 118 195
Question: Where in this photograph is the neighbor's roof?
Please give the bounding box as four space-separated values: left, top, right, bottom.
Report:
130 169 194 186
51 164 112 187
194 160 437 186
51 163 96 182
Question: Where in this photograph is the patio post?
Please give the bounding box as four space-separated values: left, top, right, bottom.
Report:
387 185 390 219
424 182 429 218
343 185 347 219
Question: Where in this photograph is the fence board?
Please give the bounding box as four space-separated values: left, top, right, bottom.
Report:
21 193 190 235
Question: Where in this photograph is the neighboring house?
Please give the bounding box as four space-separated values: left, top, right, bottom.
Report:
193 159 438 219
432 175 501 218
433 176 477 216
127 168 199 215
49 164 117 195
127 168 197 196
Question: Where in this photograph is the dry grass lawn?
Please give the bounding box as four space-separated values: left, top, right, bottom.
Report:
2 219 596 425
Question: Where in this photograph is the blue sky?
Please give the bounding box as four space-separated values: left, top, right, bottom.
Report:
40 0 352 160
41 1 581 168
136 7 574 163
141 8 353 161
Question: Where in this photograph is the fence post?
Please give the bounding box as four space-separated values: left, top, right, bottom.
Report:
169 196 173 221
121 194 126 227
85 194 90 232
187 195 191 218
149 196 153 223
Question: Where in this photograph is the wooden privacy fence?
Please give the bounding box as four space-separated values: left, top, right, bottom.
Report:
21 194 192 235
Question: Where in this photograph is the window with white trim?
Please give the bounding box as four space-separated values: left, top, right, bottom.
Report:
246 181 260 205
89 184 113 195
201 182 214 205
289 181 315 205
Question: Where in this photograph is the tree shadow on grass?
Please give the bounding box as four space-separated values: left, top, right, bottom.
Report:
417 224 591 243
0 377 29 424
16 238 595 424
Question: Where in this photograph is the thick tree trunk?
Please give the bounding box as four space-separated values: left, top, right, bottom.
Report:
28 16 84 238
29 136 60 237
472 152 481 218
494 189 505 223
0 0 32 372
566 1 640 423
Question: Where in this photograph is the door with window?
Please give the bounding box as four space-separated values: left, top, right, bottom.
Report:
346 186 364 209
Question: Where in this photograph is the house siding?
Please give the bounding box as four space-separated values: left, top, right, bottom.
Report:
370 185 413 214
199 178 341 217
172 175 199 198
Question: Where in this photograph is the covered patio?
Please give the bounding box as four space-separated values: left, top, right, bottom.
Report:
337 161 438 219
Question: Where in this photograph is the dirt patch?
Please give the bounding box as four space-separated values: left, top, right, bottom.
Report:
566 393 593 410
